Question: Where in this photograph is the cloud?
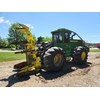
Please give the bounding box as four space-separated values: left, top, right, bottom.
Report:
0 17 11 25
5 20 11 25
25 24 34 29
0 17 4 23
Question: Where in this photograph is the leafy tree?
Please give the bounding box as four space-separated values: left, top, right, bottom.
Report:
8 23 37 49
37 36 44 44
0 37 9 48
8 23 19 49
2 38 9 47
8 23 29 49
37 36 52 43
42 36 52 42
0 37 3 48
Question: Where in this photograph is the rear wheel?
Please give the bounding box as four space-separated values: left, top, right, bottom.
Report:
73 46 88 64
43 47 65 72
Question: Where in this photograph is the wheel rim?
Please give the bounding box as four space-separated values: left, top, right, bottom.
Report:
54 54 63 66
81 51 86 61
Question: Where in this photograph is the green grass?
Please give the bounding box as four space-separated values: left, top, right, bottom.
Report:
0 52 25 62
0 49 99 62
90 49 100 52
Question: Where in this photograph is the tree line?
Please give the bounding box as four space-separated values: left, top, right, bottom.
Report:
0 37 9 48
0 23 52 49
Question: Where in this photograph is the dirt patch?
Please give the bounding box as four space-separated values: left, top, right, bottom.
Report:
0 53 100 87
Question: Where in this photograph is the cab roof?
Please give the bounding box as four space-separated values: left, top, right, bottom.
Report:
51 28 73 34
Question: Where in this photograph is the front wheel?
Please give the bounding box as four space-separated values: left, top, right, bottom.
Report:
43 47 65 72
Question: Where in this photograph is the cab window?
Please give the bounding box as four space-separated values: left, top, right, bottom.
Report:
64 32 69 42
70 32 81 40
53 33 63 43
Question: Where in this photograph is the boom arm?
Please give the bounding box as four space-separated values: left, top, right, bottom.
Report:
14 23 41 76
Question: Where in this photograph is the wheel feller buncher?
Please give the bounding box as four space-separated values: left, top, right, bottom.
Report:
14 23 89 76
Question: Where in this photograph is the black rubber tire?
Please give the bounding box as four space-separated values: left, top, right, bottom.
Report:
72 46 88 65
43 47 65 72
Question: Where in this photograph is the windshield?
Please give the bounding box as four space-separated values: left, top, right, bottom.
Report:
53 33 63 43
70 32 83 40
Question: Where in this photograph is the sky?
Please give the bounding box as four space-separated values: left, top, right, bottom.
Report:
0 12 100 43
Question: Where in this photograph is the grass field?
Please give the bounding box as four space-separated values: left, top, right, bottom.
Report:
0 52 25 62
0 49 100 62
90 49 100 52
